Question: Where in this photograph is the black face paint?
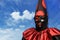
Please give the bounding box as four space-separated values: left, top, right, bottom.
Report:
34 15 48 32
34 16 46 24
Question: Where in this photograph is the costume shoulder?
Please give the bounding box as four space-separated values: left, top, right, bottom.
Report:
23 28 36 38
48 28 60 36
23 28 35 35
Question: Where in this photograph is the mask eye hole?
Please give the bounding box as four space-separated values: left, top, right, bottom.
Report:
41 19 44 22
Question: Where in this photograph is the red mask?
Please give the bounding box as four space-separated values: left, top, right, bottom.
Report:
34 10 48 27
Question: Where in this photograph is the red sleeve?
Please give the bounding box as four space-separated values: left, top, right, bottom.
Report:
49 28 60 36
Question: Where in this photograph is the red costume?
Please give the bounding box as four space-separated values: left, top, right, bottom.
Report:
23 28 60 40
22 0 60 40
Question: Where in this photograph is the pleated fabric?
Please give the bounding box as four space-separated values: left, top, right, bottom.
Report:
23 28 60 40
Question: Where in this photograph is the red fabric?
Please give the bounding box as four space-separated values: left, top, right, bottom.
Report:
42 0 46 8
35 10 45 16
23 28 60 40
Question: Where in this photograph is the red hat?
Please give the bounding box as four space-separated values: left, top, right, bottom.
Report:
35 0 47 16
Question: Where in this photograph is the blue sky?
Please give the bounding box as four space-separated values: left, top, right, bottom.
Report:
0 0 60 40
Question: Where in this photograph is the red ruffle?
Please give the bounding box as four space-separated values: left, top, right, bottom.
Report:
23 28 60 40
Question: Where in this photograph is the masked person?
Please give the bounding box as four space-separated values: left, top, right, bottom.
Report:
22 0 60 40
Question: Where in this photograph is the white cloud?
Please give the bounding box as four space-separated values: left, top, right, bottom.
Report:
19 25 25 28
0 28 24 40
23 10 35 20
10 10 35 20
10 12 20 20
6 10 35 27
